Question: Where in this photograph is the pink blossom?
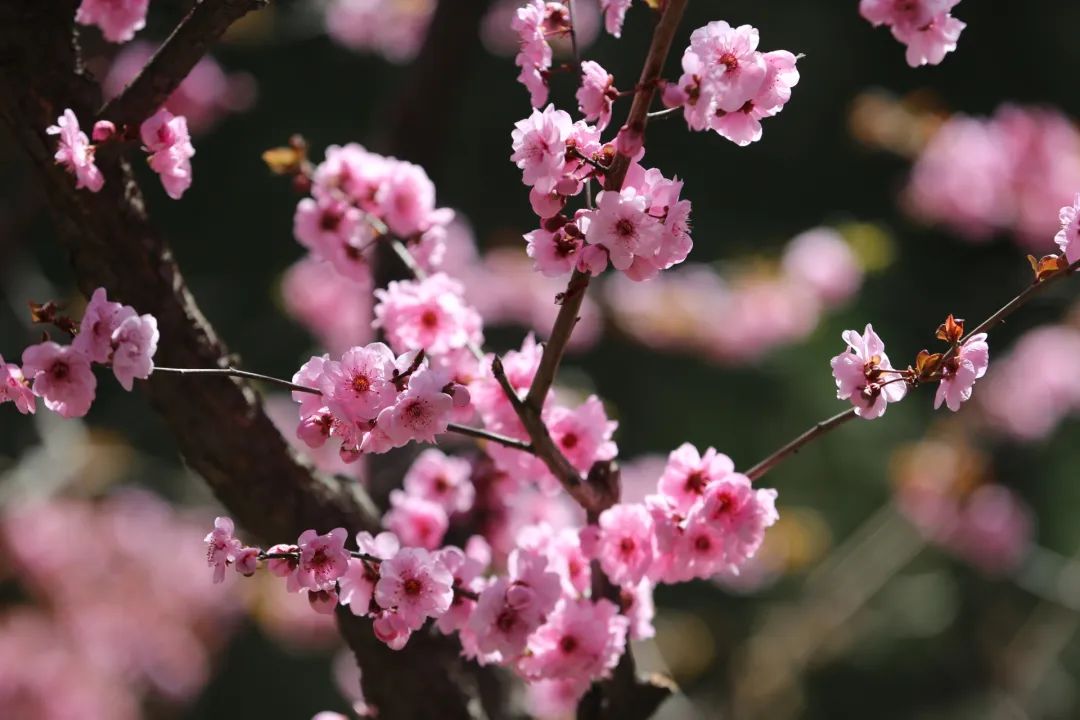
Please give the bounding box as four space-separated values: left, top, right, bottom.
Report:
510 105 574 195
204 517 242 584
297 528 350 591
934 333 989 412
92 120 116 142
319 343 396 425
433 545 487 633
46 109 104 192
711 49 800 146
374 548 454 629
781 227 862 306
860 0 965 67
599 0 632 37
383 490 449 550
110 313 158 391
512 1 558 106
403 449 475 514
586 187 664 271
374 273 483 357
518 598 629 682
689 21 767 113
548 395 618 473
21 342 97 418
697 473 779 571
281 257 373 355
308 588 340 615
621 579 656 640
374 160 444 237
140 109 196 200
658 443 735 514
266 543 305 593
75 0 148 43
372 610 414 650
339 532 400 616
1055 193 1080 264
293 197 375 282
525 221 585 276
381 367 454 444
234 546 259 577
468 548 561 658
830 324 908 419
73 287 128 363
0 356 35 414
577 61 617 129
596 504 655 586
325 0 436 63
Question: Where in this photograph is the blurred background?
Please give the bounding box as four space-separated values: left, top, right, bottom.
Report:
3 0 1080 718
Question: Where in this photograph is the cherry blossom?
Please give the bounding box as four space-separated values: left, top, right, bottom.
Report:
21 341 97 419
518 598 629 683
1056 193 1080 264
0 356 35 415
577 60 618 129
46 109 104 192
860 0 965 67
934 334 989 412
383 490 450 550
140 109 196 199
297 528 350 591
204 517 242 584
599 0 633 38
110 313 159 391
374 548 454 629
657 443 735 514
830 324 908 419
595 504 656 586
403 449 476 514
585 187 663 272
374 274 483 357
75 0 148 43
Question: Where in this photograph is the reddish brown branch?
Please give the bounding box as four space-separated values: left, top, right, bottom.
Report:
746 260 1080 482
98 0 268 128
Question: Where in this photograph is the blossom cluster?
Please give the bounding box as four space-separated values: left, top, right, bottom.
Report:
662 21 800 146
48 107 196 199
2 288 159 419
605 227 864 363
290 343 468 461
292 143 453 282
512 1 572 107
0 492 243 718
859 0 966 67
75 0 149 43
206 438 778 709
905 105 1080 249
512 105 693 280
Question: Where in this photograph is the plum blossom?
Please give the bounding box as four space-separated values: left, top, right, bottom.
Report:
293 197 375 282
585 187 664 271
595 504 655 586
696 473 779 571
374 548 454 630
374 274 483 357
548 395 618 473
318 343 396 424
110 313 159 391
518 598 629 682
577 61 618 129
205 517 242 584
74 288 129 363
0 356 35 414
140 109 196 199
21 342 97 419
468 549 561 658
339 532 400 616
658 443 735 514
297 528 350 591
46 109 104 192
830 324 908 419
860 0 965 67
510 105 574 195
934 334 989 412
378 368 454 444
403 449 475 514
599 0 632 38
75 0 148 43
1055 193 1080 264
711 50 801 146
383 490 450 550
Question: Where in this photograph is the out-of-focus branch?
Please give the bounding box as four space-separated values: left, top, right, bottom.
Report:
745 260 1080 483
99 0 268 128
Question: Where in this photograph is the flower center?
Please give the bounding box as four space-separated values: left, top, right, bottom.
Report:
684 471 707 495
619 537 636 555
320 209 343 232
352 374 371 393
420 309 439 329
403 577 423 596
51 361 69 380
719 52 739 73
694 534 712 552
559 635 579 654
615 218 635 238
561 432 579 449
496 610 517 633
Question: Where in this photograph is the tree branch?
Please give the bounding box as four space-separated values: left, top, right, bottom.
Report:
98 0 268 128
745 260 1080 482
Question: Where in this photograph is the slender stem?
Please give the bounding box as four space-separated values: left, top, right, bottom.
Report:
99 0 269 128
445 422 535 454
646 106 681 120
746 259 1080 482
745 409 857 481
154 365 320 395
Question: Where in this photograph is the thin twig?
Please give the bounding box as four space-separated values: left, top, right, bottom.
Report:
445 422 535 453
99 0 269 128
154 365 320 395
745 259 1080 482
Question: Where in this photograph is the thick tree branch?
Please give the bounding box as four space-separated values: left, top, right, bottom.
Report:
98 0 268 128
